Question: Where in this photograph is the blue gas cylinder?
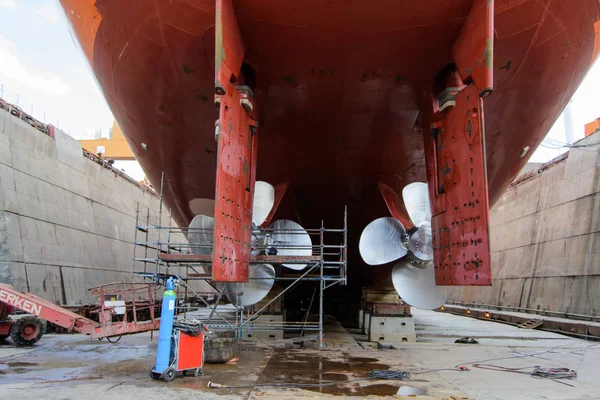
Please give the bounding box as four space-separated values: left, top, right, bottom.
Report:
154 277 177 373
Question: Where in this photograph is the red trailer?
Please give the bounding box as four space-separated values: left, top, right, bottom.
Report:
0 282 162 346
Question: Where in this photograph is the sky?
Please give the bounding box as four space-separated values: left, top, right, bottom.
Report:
0 0 145 179
0 0 599 179
531 60 600 163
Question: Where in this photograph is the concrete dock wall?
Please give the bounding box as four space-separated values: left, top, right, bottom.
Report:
0 111 178 305
448 133 600 316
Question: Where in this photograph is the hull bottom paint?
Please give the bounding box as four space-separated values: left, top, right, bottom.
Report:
59 0 600 290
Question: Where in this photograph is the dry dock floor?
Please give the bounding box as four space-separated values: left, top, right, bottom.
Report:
1 309 598 399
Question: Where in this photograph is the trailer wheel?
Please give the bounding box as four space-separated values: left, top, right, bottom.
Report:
0 335 8 342
10 317 44 346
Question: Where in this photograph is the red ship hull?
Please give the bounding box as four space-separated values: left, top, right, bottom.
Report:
59 0 600 287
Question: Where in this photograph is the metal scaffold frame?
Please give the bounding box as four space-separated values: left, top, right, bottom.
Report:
130 177 347 348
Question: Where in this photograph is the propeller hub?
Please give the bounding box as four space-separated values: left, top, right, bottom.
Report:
407 222 433 262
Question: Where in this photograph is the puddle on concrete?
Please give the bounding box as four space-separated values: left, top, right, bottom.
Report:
172 342 273 395
7 362 38 367
0 366 87 384
0 362 39 378
0 337 407 396
348 357 379 363
160 345 402 396
249 349 396 396
360 384 401 396
0 339 150 385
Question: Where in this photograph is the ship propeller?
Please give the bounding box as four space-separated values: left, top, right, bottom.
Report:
186 181 298 307
264 219 312 270
188 214 214 255
188 215 275 307
391 259 447 310
358 217 408 265
402 182 432 227
358 182 446 309
253 181 275 226
221 263 275 307
250 181 277 255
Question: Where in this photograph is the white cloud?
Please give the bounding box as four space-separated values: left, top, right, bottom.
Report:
0 34 69 95
532 59 600 163
0 33 17 53
29 2 60 24
0 0 17 9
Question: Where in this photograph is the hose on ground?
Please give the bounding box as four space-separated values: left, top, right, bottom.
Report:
367 369 410 380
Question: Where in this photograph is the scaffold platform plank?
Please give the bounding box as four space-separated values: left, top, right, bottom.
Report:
158 254 321 263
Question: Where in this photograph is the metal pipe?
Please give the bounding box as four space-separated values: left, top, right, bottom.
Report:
344 205 348 285
130 202 140 280
155 172 164 276
301 284 318 337
144 207 150 274
237 264 319 329
158 263 235 329
324 280 342 290
208 288 225 324
319 220 324 349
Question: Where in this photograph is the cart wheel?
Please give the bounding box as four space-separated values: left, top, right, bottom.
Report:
163 367 176 382
10 316 44 346
149 366 160 380
193 368 200 377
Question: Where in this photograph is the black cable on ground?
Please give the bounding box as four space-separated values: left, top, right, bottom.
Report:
472 364 577 387
454 342 581 387
454 341 578 368
531 367 577 380
367 370 410 380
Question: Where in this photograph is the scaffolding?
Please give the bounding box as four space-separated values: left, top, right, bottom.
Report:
130 188 347 348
